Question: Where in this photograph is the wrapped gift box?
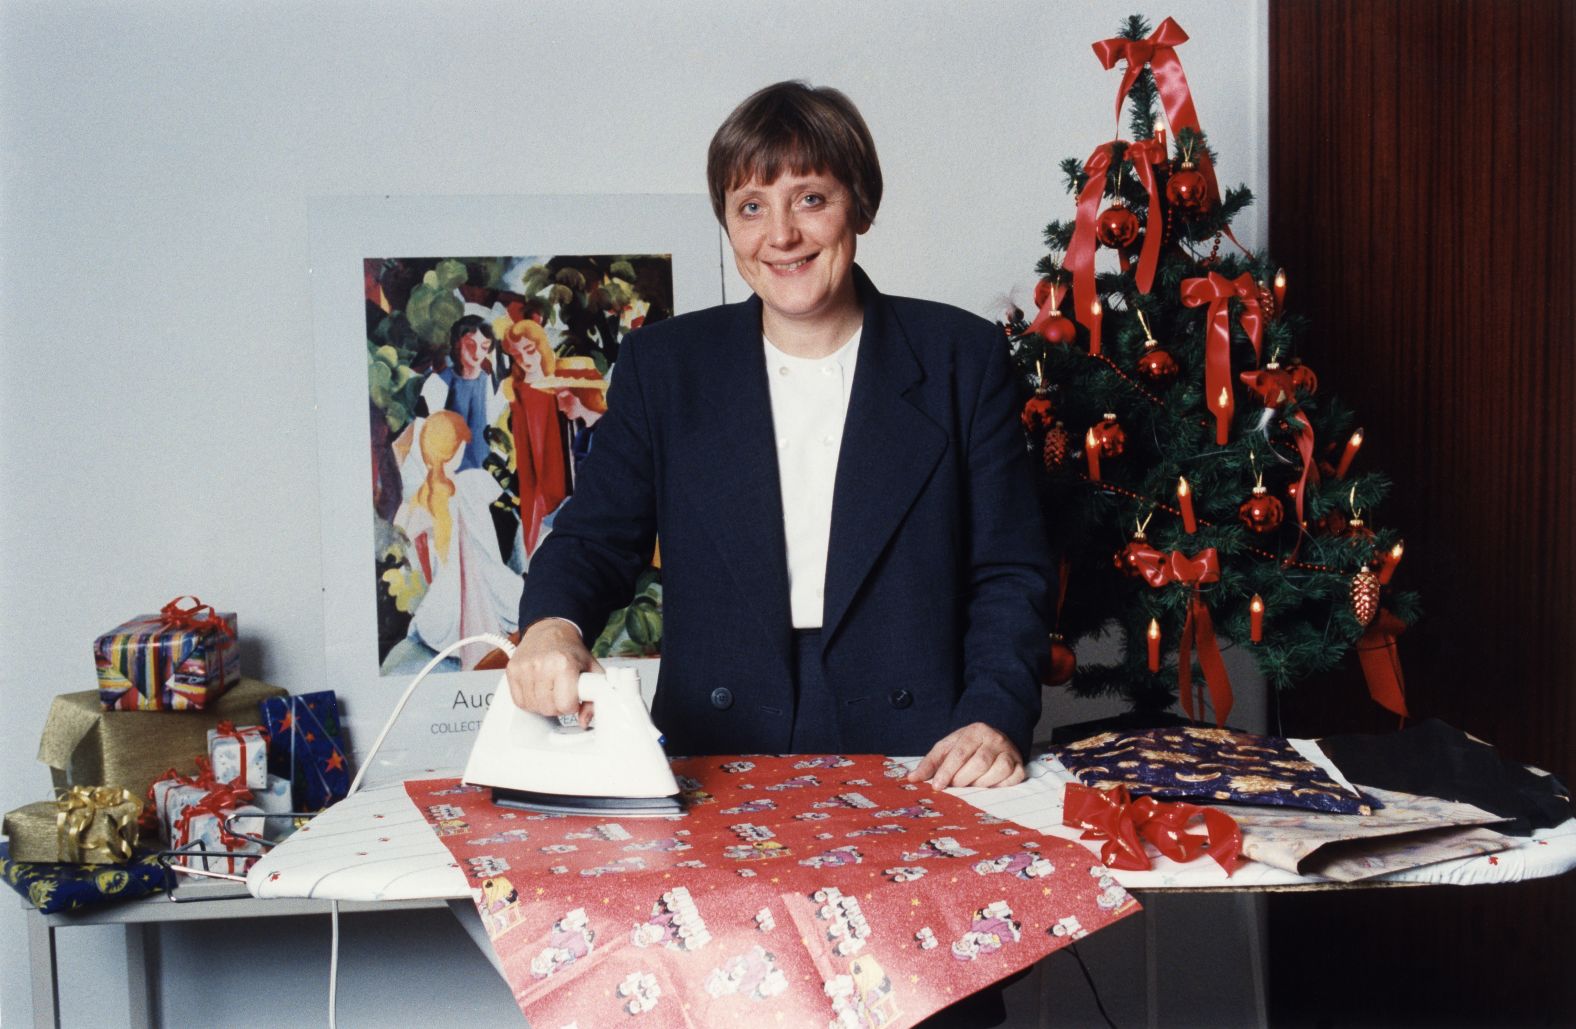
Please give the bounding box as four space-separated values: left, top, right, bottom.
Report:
259 692 351 811
0 843 169 914
39 678 287 803
207 722 269 788
94 599 240 711
3 787 143 865
151 775 216 844
168 785 263 875
249 774 296 842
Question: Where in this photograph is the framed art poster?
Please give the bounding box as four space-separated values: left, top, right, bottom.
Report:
309 195 725 779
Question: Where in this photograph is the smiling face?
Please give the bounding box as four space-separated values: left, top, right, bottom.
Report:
724 169 866 345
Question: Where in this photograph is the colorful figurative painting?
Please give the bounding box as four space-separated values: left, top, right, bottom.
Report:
364 255 671 673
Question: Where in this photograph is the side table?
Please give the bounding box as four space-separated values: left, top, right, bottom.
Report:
25 879 445 1029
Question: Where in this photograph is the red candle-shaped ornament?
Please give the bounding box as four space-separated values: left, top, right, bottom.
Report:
1273 268 1287 312
1085 428 1101 481
1153 118 1168 157
1376 541 1405 585
1177 476 1197 533
1215 387 1232 445
1147 618 1161 673
1336 428 1364 478
1089 299 1103 356
1249 595 1264 643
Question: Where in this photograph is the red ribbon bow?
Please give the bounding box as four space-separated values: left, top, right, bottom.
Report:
1063 782 1242 875
159 595 235 638
1093 17 1226 213
1126 544 1233 725
1357 609 1410 721
173 781 255 853
1181 272 1264 445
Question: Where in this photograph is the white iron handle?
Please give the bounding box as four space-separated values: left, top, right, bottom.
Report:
574 672 610 706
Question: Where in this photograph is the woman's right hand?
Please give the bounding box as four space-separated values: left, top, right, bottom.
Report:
506 618 604 727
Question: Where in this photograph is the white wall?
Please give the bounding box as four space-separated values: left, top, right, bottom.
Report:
0 1 1268 1024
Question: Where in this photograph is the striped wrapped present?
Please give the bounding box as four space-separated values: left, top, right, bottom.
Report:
94 596 240 711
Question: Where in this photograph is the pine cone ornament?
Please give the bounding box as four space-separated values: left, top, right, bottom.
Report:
1351 566 1380 626
1043 422 1070 470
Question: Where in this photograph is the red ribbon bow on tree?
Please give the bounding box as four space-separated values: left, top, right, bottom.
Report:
1063 782 1242 875
1357 609 1410 721
1093 17 1225 212
1125 543 1234 725
1181 272 1264 445
159 595 235 638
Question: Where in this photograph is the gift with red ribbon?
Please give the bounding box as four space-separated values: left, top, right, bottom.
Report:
1181 272 1264 445
206 720 269 789
94 596 240 711
1063 782 1242 875
169 780 263 874
147 757 217 841
1125 543 1234 725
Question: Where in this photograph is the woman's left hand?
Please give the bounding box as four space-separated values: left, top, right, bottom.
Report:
907 723 1026 789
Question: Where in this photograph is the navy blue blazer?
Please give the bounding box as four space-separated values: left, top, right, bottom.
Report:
519 266 1054 757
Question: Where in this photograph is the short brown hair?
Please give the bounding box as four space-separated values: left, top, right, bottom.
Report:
706 81 883 230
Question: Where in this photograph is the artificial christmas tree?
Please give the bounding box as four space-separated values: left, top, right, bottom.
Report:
1007 14 1419 726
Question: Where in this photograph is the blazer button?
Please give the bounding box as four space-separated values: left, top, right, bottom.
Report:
889 689 913 710
710 687 734 710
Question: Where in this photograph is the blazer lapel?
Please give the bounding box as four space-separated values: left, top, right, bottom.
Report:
821 269 948 645
679 296 794 660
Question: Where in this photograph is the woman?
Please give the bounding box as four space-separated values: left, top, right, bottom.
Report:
395 410 522 669
498 317 570 560
506 81 1053 792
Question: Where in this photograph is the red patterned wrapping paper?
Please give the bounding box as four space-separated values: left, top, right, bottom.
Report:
409 754 1140 1027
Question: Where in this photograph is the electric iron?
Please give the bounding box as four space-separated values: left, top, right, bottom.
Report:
462 666 684 817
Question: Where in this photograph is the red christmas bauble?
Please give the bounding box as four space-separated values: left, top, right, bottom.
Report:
1136 345 1179 387
1095 204 1140 248
1316 507 1349 536
1033 278 1056 310
1038 315 1078 346
1238 486 1284 533
1165 163 1210 213
1044 635 1077 686
1289 360 1319 396
1021 392 1055 435
1093 413 1126 457
1043 422 1070 470
1351 567 1380 626
1342 516 1376 543
1114 537 1151 578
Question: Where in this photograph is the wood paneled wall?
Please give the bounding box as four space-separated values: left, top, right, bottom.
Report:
1266 1 1574 1025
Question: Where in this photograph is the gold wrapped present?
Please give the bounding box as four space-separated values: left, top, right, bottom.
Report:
38 678 288 802
3 786 143 864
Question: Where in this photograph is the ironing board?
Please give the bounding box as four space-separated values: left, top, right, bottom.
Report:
247 749 1576 902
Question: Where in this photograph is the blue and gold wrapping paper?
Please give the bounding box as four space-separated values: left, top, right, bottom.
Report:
258 692 350 811
0 843 169 914
1056 726 1374 815
94 609 240 711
